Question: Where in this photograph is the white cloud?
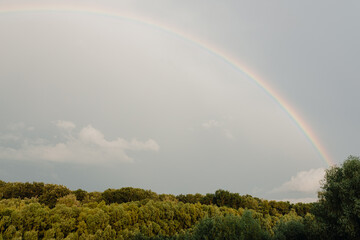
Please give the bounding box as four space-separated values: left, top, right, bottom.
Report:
202 120 221 129
0 122 159 164
272 168 325 194
78 125 159 152
55 120 76 130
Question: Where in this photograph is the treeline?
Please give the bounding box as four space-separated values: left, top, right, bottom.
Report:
0 194 316 240
0 180 313 239
0 180 311 217
1 155 360 239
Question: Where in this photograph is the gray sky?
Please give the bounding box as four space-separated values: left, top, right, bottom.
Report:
0 0 359 202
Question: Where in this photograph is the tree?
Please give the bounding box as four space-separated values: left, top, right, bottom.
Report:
39 184 71 208
191 211 270 240
102 187 158 204
57 194 80 207
273 218 308 240
73 189 88 202
312 155 360 239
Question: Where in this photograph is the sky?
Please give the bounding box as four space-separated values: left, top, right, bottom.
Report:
0 0 359 203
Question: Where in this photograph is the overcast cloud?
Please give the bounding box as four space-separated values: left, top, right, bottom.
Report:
0 121 159 164
0 0 359 201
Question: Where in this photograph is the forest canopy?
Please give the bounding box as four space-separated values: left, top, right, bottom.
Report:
0 155 359 240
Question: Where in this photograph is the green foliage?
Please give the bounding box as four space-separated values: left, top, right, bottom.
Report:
38 184 71 208
1 182 44 199
312 155 360 239
291 202 312 217
175 190 301 218
4 165 352 240
102 187 159 204
0 180 315 239
0 180 311 219
272 212 325 240
0 181 71 208
23 230 38 240
73 189 87 202
176 194 203 205
272 210 307 240
273 220 307 240
191 211 270 240
57 194 80 207
0 197 253 239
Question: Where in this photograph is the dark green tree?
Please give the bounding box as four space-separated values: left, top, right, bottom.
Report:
102 187 158 204
73 189 88 202
191 211 269 240
312 155 360 239
38 184 71 208
273 220 307 240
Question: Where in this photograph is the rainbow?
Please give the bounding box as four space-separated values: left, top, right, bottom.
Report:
0 4 334 166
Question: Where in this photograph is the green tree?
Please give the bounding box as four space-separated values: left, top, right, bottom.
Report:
39 184 71 208
73 189 88 202
23 230 38 240
102 187 158 204
191 211 269 240
273 220 307 240
312 155 360 239
57 194 80 207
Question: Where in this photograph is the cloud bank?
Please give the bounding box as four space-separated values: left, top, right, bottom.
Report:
0 121 159 164
272 168 325 194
